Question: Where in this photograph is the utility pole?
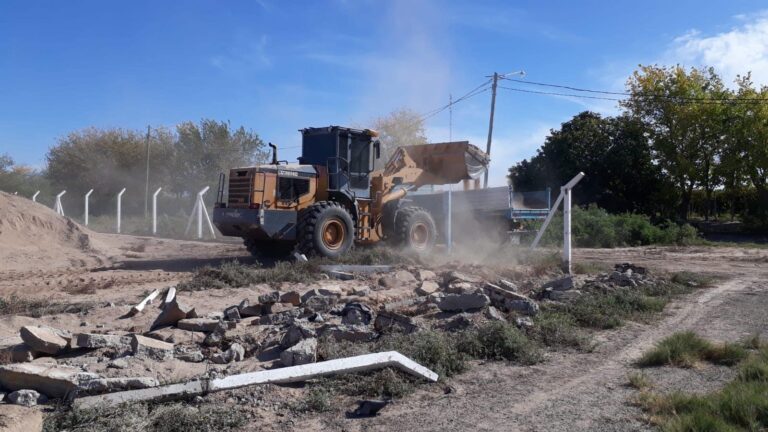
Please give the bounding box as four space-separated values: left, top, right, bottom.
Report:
144 125 151 217
483 72 499 188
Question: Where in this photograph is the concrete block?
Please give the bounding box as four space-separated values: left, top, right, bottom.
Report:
177 318 221 333
437 293 490 312
131 335 173 361
19 326 68 355
280 338 317 366
416 280 440 296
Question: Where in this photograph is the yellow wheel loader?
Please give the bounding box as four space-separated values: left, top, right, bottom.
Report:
213 126 489 258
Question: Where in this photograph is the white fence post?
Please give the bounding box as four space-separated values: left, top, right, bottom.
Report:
443 187 452 253
152 187 162 235
116 188 126 233
563 187 572 274
185 186 215 239
84 189 93 226
32 191 40 202
54 191 67 216
530 172 584 274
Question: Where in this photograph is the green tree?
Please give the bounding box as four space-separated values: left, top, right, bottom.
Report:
46 127 175 215
621 65 727 220
172 119 268 195
508 112 673 216
0 154 51 199
372 108 427 167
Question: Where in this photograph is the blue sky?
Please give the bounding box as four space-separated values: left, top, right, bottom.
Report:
2 0 768 186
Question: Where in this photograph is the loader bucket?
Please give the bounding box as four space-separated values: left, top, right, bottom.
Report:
384 141 490 186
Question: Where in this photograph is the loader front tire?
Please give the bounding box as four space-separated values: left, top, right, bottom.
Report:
297 201 354 258
394 207 437 254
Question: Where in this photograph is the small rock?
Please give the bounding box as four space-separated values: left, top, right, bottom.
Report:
437 293 490 312
443 271 482 284
445 281 474 294
394 270 417 283
485 306 507 322
72 333 132 350
151 299 196 329
352 286 371 297
320 324 377 342
280 291 301 306
0 344 37 363
258 291 281 304
79 321 88 327
515 317 534 329
266 302 295 315
193 395 205 404
107 358 129 369
498 280 518 292
349 399 390 418
309 313 324 323
258 308 304 325
377 276 399 289
177 351 205 363
549 290 583 302
131 335 174 361
7 389 46 407
416 269 437 281
415 280 440 296
341 303 374 325
223 306 241 321
19 326 68 355
303 295 337 313
442 313 473 331
212 343 246 364
542 276 574 291
280 338 317 366
280 323 316 348
374 311 419 334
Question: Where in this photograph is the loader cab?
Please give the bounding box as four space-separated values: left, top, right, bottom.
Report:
299 126 380 198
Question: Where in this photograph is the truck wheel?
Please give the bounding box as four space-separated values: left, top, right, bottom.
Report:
244 238 293 260
394 207 437 253
297 201 354 258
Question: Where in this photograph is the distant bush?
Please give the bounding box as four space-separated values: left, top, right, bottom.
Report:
533 205 703 248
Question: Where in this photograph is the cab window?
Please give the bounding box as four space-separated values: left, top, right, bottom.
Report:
277 177 310 201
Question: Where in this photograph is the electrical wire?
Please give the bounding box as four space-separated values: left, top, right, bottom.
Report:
498 85 768 105
420 79 492 121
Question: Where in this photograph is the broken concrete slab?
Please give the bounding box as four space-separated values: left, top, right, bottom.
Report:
145 327 205 344
223 305 241 321
373 311 420 334
211 343 245 365
7 390 46 407
75 351 438 408
415 280 440 296
485 306 507 322
0 404 43 432
0 344 37 363
303 295 337 313
131 335 173 361
177 351 204 363
416 269 437 281
280 323 316 348
79 377 159 394
151 299 196 330
445 281 475 294
280 337 317 367
266 302 295 315
320 324 377 342
498 279 518 292
394 270 417 283
258 308 304 325
71 333 132 350
437 293 490 312
318 264 392 274
325 270 355 280
300 287 342 303
484 284 539 316
443 270 482 284
0 363 96 398
176 318 221 333
549 290 583 302
19 326 68 355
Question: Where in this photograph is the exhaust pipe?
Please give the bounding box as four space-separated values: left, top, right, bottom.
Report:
269 143 278 165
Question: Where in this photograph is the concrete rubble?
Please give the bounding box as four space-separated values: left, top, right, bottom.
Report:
131 335 174 360
280 338 317 366
19 326 69 355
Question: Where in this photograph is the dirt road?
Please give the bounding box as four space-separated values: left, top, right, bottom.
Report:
297 246 768 432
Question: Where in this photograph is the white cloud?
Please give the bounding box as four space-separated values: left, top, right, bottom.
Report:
665 11 768 86
210 34 272 72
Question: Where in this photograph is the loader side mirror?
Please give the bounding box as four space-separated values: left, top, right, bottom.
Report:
373 140 381 159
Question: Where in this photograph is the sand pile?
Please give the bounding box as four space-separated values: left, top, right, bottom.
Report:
0 192 106 272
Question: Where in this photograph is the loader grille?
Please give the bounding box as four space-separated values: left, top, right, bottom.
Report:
227 170 253 207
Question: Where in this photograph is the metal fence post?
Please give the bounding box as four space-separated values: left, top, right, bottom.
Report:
443 187 452 253
116 188 126 233
84 189 93 226
563 187 572 274
32 191 40 202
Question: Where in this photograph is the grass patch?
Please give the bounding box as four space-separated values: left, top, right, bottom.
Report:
0 295 94 318
531 310 591 350
627 371 653 390
638 332 749 368
670 271 717 288
177 260 317 291
573 261 610 274
561 288 666 329
638 346 768 431
44 402 247 432
313 323 542 402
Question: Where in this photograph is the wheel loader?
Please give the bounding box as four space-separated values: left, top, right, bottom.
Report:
212 126 489 258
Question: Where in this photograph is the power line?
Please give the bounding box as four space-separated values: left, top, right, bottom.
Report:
503 77 768 103
498 85 768 105
420 79 492 121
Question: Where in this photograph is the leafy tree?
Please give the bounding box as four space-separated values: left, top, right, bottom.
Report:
0 154 51 199
172 119 268 195
621 65 727 220
372 108 427 167
509 112 673 216
46 127 175 215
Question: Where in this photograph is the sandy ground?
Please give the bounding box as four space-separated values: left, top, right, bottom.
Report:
292 246 768 432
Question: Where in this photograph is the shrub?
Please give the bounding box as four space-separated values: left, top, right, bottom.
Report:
177 260 316 291
627 372 652 390
563 289 666 329
456 322 542 365
532 311 590 349
638 332 748 368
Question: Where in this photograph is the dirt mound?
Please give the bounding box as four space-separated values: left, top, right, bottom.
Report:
0 192 106 272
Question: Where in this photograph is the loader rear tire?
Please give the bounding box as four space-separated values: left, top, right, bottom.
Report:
394 207 437 254
297 201 354 258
